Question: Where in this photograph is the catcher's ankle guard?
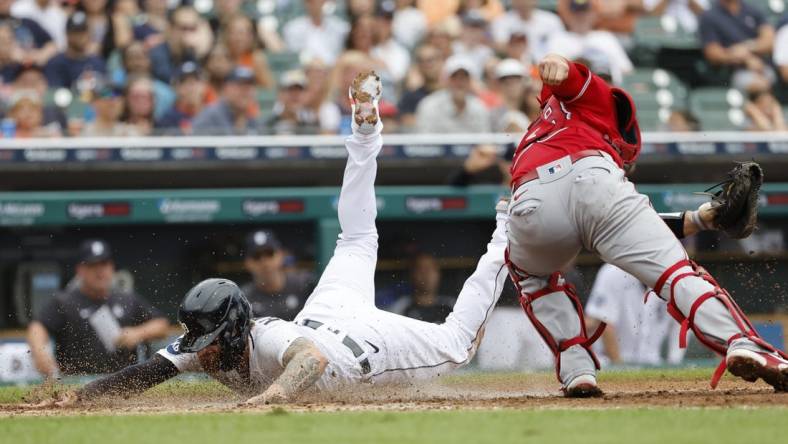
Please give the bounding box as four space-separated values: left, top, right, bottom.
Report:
505 249 606 384
655 259 788 388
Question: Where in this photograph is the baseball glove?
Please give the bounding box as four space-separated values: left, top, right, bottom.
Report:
705 161 763 239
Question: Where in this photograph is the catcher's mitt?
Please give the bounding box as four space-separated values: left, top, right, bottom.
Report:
705 161 763 239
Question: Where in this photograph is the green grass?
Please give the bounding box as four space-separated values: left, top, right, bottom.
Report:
2 408 787 444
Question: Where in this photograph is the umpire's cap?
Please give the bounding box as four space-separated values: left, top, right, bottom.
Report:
178 278 252 354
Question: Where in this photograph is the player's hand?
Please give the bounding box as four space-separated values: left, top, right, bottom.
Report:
538 54 570 86
29 390 80 409
242 384 288 406
116 327 143 349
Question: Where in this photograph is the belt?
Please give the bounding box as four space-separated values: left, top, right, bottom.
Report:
512 149 604 191
301 319 372 374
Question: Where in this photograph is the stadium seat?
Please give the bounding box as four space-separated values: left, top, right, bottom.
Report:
632 16 699 50
689 87 747 130
257 88 278 113
622 68 688 103
537 0 558 12
266 51 301 74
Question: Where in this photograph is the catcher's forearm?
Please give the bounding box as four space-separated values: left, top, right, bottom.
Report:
77 355 179 400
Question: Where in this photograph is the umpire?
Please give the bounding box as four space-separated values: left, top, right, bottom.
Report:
241 229 314 319
26 239 169 379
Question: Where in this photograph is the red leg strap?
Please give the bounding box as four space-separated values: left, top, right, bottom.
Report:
654 258 691 295
505 255 605 384
659 259 788 389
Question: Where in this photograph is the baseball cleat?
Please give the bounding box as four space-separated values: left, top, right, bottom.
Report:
349 70 381 135
563 374 604 398
726 343 788 391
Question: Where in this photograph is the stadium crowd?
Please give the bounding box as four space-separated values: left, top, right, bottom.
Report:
0 0 785 137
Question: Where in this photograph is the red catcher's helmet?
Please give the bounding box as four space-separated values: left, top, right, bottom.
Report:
610 88 641 165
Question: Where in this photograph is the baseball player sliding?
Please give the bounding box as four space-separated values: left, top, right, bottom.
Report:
39 72 510 407
506 53 787 397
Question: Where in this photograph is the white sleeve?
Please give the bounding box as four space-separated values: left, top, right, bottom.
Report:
254 322 307 366
774 26 788 67
585 265 624 324
156 336 202 372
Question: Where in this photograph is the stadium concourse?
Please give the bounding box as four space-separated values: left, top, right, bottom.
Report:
0 1 787 439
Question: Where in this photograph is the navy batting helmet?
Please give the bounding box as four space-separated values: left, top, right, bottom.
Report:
178 278 252 371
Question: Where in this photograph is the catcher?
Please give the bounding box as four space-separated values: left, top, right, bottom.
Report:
506 52 784 397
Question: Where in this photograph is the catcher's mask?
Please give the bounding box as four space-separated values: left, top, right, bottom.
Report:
178 278 252 371
610 87 642 165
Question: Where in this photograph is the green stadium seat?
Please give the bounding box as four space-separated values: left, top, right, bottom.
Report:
622 68 689 104
537 0 558 12
257 88 278 114
632 16 699 50
689 87 747 130
266 51 301 74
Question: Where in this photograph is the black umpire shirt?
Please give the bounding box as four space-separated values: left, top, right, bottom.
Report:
34 288 163 375
241 271 315 320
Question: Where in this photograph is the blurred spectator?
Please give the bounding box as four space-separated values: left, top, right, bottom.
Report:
192 66 263 135
203 43 233 104
502 30 534 70
26 239 169 378
267 69 339 134
393 0 428 49
699 0 775 91
81 83 139 137
744 88 787 131
345 13 396 102
156 61 206 135
416 54 491 133
283 0 350 64
348 0 377 18
11 65 66 131
241 229 314 320
118 41 174 120
222 13 274 88
372 3 410 84
11 0 67 51
107 0 140 53
0 0 56 66
774 14 788 83
79 0 109 57
490 58 532 133
44 11 106 89
558 0 644 35
458 0 505 22
0 22 21 82
301 57 340 133
6 88 60 137
149 5 213 84
664 109 701 131
547 0 634 84
448 144 510 186
452 10 495 68
132 0 168 47
389 253 454 323
492 0 565 61
399 44 444 127
425 17 460 60
121 75 156 135
644 0 709 33
585 264 685 366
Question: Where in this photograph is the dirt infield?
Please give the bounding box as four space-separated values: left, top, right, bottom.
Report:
1 370 787 417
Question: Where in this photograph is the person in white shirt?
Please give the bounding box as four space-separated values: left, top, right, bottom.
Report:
774 17 788 83
372 4 411 84
585 264 686 366
491 0 565 61
452 10 495 69
41 72 509 407
392 0 427 49
643 0 709 34
283 0 350 64
11 0 67 50
545 1 634 85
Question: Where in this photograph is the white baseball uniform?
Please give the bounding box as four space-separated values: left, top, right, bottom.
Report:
158 125 509 394
586 264 685 366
